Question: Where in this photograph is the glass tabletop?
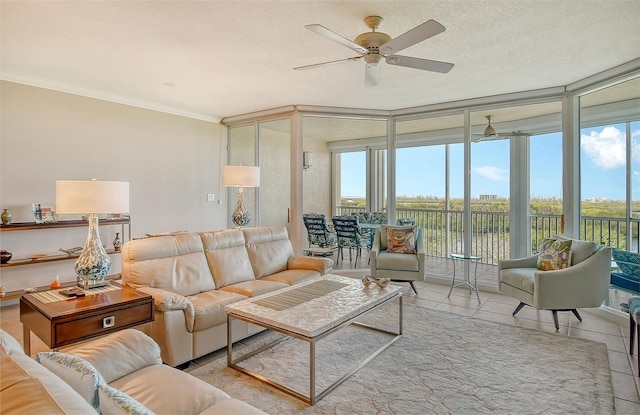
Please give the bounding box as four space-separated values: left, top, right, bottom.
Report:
450 253 482 260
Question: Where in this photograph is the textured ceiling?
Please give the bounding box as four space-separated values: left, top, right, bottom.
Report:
1 1 639 122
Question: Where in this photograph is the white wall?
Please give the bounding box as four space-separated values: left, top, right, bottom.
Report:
303 140 332 217
0 81 226 292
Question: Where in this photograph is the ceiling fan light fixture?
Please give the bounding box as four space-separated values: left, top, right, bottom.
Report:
483 115 497 137
364 54 382 65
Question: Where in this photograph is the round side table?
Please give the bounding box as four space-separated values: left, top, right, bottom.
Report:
448 253 482 303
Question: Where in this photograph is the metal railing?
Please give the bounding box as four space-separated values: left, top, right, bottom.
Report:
334 205 640 265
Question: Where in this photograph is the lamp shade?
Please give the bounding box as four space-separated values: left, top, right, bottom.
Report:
221 165 260 188
56 180 130 214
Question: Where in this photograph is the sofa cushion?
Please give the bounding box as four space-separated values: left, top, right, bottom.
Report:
261 269 320 285
1 376 69 414
121 233 215 296
243 226 294 278
99 384 155 415
67 329 162 384
0 331 98 414
499 268 537 295
200 398 269 415
219 280 288 298
36 352 105 410
200 229 256 288
110 364 230 415
187 290 248 331
537 238 572 270
376 251 419 272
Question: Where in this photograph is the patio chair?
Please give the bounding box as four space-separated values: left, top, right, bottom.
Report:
611 249 640 293
397 217 415 226
498 236 612 332
352 212 387 252
303 213 337 248
332 216 369 263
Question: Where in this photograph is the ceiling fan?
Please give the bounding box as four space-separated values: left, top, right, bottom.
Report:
473 115 532 142
294 16 454 87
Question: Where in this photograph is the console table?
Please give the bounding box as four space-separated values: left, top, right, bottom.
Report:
20 284 153 354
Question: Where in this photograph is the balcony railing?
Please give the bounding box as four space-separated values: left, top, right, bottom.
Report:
335 206 639 265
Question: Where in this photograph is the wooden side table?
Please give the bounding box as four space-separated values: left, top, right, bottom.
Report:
20 284 153 354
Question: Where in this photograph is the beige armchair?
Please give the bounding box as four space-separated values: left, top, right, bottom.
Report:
369 225 425 294
499 237 612 332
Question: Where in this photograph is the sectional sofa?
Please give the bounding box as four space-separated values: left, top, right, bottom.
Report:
0 328 267 414
121 226 334 367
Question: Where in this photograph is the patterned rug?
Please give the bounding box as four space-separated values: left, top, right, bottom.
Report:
187 303 614 414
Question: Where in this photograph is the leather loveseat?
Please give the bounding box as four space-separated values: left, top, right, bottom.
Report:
121 226 333 367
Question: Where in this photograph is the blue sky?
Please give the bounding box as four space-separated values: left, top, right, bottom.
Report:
341 122 639 201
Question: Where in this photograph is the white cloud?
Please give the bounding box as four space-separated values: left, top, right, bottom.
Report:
581 126 626 169
473 165 507 181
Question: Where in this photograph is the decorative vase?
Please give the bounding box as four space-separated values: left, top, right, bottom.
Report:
231 187 251 228
1 209 12 225
113 232 122 252
0 250 12 264
75 213 112 288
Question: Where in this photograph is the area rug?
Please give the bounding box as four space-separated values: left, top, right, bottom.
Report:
187 303 614 414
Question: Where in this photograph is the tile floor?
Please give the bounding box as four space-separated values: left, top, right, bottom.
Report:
332 256 640 413
1 259 639 413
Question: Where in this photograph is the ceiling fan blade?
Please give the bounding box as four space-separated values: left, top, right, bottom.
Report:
379 19 446 55
364 63 380 87
305 24 368 54
294 56 361 70
386 55 454 73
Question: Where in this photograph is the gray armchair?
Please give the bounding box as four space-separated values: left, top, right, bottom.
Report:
498 237 612 332
369 225 425 294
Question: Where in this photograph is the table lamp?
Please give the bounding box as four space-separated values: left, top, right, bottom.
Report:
221 165 260 228
55 180 130 289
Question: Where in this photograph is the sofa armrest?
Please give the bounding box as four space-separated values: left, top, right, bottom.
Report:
499 255 538 270
287 255 334 275
66 329 163 384
134 286 190 312
123 286 196 332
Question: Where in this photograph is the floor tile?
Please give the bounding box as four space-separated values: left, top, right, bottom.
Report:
611 371 640 403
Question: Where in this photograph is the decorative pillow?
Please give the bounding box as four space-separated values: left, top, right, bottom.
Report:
99 384 156 415
537 238 572 271
35 352 105 410
386 226 416 254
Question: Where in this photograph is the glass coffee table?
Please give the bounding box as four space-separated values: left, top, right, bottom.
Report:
225 274 402 405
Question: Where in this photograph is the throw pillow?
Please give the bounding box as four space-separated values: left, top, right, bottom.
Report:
98 384 156 415
537 238 572 271
36 352 105 410
386 226 416 254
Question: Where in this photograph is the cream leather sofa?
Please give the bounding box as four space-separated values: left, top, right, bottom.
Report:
121 226 333 367
0 328 267 415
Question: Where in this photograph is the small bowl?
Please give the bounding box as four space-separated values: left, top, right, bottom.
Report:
0 250 12 264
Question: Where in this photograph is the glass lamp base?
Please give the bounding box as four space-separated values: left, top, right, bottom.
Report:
77 277 111 289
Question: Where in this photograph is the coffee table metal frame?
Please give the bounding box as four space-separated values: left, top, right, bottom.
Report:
226 290 402 406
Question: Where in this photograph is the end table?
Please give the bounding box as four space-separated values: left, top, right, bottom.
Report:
20 284 153 354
